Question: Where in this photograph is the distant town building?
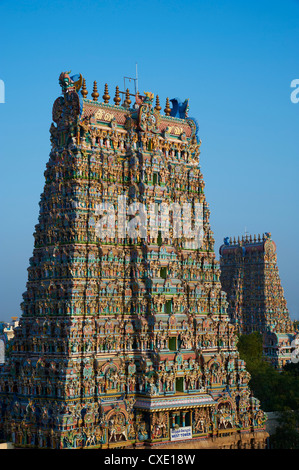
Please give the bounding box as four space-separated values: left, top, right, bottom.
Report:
219 233 297 369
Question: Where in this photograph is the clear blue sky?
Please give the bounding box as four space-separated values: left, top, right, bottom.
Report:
0 0 298 322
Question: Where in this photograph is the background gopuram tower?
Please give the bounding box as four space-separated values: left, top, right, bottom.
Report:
0 72 267 449
219 233 296 368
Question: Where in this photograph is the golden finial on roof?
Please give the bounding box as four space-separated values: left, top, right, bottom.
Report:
114 86 121 106
155 95 162 112
144 91 154 101
91 81 99 101
103 83 110 104
164 97 171 116
124 88 132 108
81 78 88 99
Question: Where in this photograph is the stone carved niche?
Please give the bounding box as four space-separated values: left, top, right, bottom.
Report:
106 410 128 442
216 399 235 430
207 356 224 385
101 363 118 391
193 408 210 434
151 412 168 440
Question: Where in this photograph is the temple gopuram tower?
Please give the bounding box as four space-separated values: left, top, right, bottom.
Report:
0 72 268 449
219 233 296 368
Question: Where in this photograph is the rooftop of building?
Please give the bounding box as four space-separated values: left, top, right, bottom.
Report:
53 71 201 146
219 232 277 256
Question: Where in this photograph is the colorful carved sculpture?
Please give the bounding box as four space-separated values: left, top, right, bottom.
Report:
59 71 83 94
170 98 189 119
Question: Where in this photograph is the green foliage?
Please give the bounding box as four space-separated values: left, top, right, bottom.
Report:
237 333 299 412
270 411 299 449
237 331 263 365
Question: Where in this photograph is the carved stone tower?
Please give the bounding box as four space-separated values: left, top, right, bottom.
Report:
0 73 268 449
219 233 295 368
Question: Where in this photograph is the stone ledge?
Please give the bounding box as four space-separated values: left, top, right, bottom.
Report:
0 442 14 449
130 431 269 450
